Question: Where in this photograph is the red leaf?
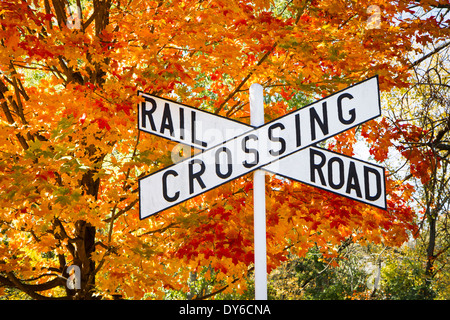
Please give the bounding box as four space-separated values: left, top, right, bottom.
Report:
93 118 111 131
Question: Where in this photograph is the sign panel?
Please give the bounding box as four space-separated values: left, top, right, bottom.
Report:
138 92 252 149
265 147 386 209
139 76 381 219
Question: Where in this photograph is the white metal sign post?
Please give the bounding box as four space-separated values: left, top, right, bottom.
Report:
250 83 267 300
137 76 385 300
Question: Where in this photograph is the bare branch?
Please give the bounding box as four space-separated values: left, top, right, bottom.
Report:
409 41 450 69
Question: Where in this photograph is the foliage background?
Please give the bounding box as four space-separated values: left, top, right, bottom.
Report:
0 0 449 299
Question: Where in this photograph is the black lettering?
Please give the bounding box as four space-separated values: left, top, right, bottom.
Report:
141 97 157 130
364 166 382 201
346 162 362 197
337 93 356 125
242 134 259 168
188 159 206 194
310 102 329 141
191 111 207 148
328 157 345 189
160 103 174 137
162 170 179 202
179 107 185 140
268 123 286 156
295 113 301 147
215 147 233 179
310 148 326 186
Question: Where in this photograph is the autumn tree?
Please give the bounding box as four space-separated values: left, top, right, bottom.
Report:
0 0 448 299
365 39 450 299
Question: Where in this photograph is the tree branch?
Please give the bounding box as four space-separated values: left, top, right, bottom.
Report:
214 43 277 115
51 218 76 257
435 143 450 151
409 41 450 69
103 198 139 224
0 77 30 150
1 272 66 300
193 277 240 300
137 222 179 237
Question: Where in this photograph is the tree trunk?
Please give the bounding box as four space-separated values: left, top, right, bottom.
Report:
66 220 96 299
65 167 100 299
423 212 437 299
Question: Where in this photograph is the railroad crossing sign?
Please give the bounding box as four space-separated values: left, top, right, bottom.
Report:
137 76 385 300
138 76 385 219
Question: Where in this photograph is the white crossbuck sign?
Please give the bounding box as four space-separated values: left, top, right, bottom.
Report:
138 76 386 220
